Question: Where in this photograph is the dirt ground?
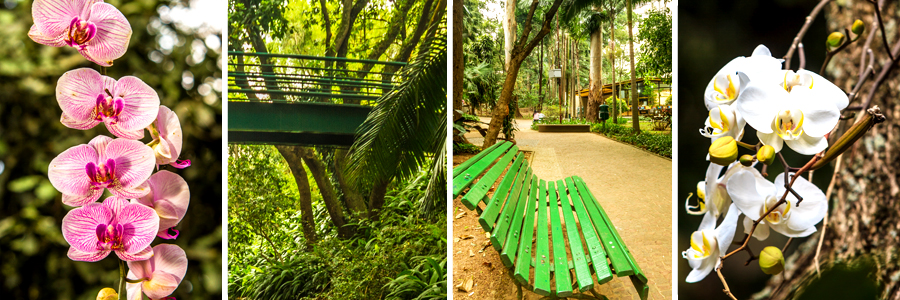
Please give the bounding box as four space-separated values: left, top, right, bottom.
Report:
452 118 672 300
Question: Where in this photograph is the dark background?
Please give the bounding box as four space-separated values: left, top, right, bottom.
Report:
677 0 836 298
0 0 222 299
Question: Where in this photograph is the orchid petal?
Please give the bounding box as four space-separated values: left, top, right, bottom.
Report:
111 76 161 132
151 244 188 283
726 169 771 220
142 271 181 299
117 245 153 261
783 133 828 155
736 83 785 134
80 2 131 66
775 173 828 232
685 255 716 283
62 203 112 251
56 68 104 128
60 111 100 130
791 88 840 138
68 246 110 262
798 69 848 110
757 130 784 153
114 203 159 253
715 204 741 255
139 170 190 230
125 275 144 300
61 190 104 206
109 180 152 199
743 216 770 240
28 23 66 47
106 139 155 189
48 144 97 198
30 0 95 45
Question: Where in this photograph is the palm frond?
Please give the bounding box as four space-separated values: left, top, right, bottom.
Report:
345 18 448 213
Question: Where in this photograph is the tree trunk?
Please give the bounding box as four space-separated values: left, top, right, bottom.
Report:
538 38 544 113
627 0 639 131
274 146 317 247
587 27 601 121
333 149 367 216
504 0 516 70
756 2 900 298
452 0 468 144
482 0 565 148
298 147 354 239
609 13 617 123
557 17 563 123
249 28 280 100
367 178 390 221
234 51 260 102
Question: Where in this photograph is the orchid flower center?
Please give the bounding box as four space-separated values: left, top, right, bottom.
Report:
94 91 125 124
761 196 792 225
65 17 97 48
783 72 814 92
689 230 716 259
96 223 125 250
775 109 804 140
86 159 117 189
713 73 740 101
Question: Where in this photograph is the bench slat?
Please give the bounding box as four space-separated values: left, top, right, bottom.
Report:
500 171 534 268
557 180 594 292
574 177 648 287
460 145 518 210
490 167 531 252
478 154 525 232
452 142 514 197
547 181 573 297
573 177 634 277
566 177 613 285
532 179 552 296
513 176 539 284
452 141 506 178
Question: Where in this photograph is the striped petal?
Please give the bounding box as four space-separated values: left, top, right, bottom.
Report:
62 202 112 252
48 144 97 198
105 139 155 190
109 202 159 254
81 2 131 66
136 170 190 232
116 245 153 262
68 246 111 262
61 189 104 207
111 76 160 133
30 0 95 46
153 106 184 166
56 68 104 125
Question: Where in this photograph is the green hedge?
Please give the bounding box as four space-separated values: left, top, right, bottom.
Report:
591 121 672 158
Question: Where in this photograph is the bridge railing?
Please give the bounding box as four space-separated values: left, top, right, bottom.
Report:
228 52 406 105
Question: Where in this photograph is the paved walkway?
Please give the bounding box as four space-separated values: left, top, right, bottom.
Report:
453 118 672 300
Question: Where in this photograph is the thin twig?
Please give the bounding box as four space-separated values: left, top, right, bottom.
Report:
717 268 739 300
799 43 806 70
782 237 794 252
868 0 894 60
821 29 855 74
815 154 841 276
783 0 831 69
860 38 900 118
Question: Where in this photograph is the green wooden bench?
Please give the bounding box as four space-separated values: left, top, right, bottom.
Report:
453 141 649 299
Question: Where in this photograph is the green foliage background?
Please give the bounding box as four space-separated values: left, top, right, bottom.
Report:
0 0 222 299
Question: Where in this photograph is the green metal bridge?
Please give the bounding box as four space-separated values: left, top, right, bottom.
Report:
227 52 406 146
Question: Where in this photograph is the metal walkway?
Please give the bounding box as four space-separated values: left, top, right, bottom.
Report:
227 52 406 146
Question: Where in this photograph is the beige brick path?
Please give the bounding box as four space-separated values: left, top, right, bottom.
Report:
453 118 672 300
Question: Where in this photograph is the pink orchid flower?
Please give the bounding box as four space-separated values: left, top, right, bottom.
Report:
149 106 190 168
28 0 132 66
49 135 155 206
57 68 160 140
126 244 188 300
133 170 190 239
62 196 159 262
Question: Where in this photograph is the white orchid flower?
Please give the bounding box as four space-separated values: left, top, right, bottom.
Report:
700 104 746 142
704 45 784 110
687 162 758 219
736 69 847 155
683 203 741 283
726 170 827 240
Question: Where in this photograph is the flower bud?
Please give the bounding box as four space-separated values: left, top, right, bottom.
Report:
827 32 845 48
757 145 776 165
852 19 865 36
97 288 117 300
759 246 785 275
739 154 754 167
709 136 738 166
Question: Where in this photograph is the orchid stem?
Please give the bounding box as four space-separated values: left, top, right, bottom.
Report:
118 259 126 300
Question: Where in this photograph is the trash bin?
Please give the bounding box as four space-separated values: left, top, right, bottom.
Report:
599 104 609 122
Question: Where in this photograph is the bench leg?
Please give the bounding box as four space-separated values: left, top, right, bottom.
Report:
629 275 649 300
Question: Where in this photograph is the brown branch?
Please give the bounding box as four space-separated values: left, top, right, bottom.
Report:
718 268 739 300
820 29 855 75
868 0 894 60
783 0 831 69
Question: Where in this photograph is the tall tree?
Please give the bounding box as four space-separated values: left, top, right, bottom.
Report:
482 0 565 147
627 0 638 131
